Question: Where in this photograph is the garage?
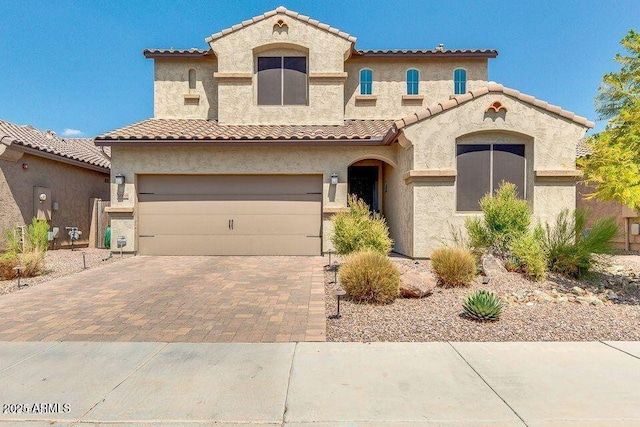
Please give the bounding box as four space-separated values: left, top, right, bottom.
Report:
137 174 322 255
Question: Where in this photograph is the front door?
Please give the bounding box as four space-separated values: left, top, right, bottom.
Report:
348 166 379 212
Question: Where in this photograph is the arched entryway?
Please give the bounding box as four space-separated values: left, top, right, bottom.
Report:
348 158 394 214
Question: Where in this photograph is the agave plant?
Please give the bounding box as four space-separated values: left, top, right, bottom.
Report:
463 290 505 321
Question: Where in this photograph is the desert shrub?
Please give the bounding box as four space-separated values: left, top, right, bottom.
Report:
20 250 45 277
0 252 19 280
25 218 49 253
431 247 477 287
339 250 400 304
331 195 393 255
508 233 547 281
541 208 618 278
463 290 505 321
466 182 531 254
3 227 22 253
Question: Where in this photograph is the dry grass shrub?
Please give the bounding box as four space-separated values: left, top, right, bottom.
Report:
431 247 477 287
339 251 400 304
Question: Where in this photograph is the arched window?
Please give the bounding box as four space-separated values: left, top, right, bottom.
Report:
360 69 373 95
406 69 419 95
188 69 196 90
453 68 466 94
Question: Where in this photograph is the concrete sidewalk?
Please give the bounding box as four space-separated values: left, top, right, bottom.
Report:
0 341 639 426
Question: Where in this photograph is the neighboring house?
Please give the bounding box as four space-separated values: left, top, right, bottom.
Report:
576 138 639 251
95 6 593 258
0 120 111 249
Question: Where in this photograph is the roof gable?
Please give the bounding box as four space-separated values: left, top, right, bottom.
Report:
204 6 356 45
394 83 595 129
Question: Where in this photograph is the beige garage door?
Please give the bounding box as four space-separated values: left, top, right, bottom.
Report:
137 175 322 256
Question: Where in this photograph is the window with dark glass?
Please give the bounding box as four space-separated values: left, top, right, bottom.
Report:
456 144 525 211
188 69 196 90
257 56 307 105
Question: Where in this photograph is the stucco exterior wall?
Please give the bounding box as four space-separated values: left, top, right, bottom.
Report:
208 13 352 125
383 145 414 256
109 144 402 253
154 58 218 120
344 58 488 119
402 93 587 257
0 153 110 249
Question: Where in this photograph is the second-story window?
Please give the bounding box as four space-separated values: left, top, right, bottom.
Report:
454 68 467 94
406 69 419 95
360 69 373 95
188 69 196 90
257 56 307 105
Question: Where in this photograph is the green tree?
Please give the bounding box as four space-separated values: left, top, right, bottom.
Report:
580 30 640 210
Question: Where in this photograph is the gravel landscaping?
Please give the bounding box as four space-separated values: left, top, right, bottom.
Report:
0 248 123 295
326 254 640 342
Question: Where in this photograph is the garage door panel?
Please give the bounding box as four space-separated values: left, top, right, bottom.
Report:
138 174 323 196
139 213 321 236
138 199 321 215
139 235 321 256
137 174 322 255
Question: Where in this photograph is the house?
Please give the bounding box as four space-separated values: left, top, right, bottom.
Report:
576 138 639 251
0 120 111 249
95 6 594 258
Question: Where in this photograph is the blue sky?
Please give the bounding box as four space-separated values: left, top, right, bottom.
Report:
0 0 638 137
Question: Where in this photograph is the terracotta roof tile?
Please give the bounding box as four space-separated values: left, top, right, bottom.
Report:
143 48 211 58
95 119 395 143
205 6 357 44
0 120 110 169
576 137 593 158
396 84 595 129
353 49 498 58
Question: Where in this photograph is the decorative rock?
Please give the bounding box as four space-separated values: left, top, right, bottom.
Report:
399 272 435 298
482 254 508 277
571 286 586 296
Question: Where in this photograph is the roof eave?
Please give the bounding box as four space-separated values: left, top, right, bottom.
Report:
143 50 213 59
94 137 387 147
10 144 110 173
352 50 498 59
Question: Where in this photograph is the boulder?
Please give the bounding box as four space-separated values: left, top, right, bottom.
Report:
399 271 435 298
571 286 586 296
481 254 507 277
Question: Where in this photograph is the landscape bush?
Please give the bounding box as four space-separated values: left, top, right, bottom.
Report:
463 290 505 321
466 182 531 254
430 247 477 287
25 218 49 253
331 195 393 255
0 252 19 280
507 232 547 281
20 251 46 278
338 250 400 304
541 208 618 278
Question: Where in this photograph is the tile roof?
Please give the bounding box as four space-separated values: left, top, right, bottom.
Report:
395 83 595 129
205 6 357 44
95 119 395 144
0 120 110 170
143 48 212 58
353 49 498 58
576 137 593 158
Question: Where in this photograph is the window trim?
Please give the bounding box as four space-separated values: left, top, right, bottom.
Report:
359 68 373 95
455 143 527 213
406 68 419 95
256 55 308 106
453 68 467 95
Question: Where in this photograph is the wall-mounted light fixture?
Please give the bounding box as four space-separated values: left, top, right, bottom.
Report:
115 174 126 185
330 173 339 185
38 193 47 202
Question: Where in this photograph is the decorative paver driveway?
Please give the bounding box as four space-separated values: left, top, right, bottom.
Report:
0 256 326 342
